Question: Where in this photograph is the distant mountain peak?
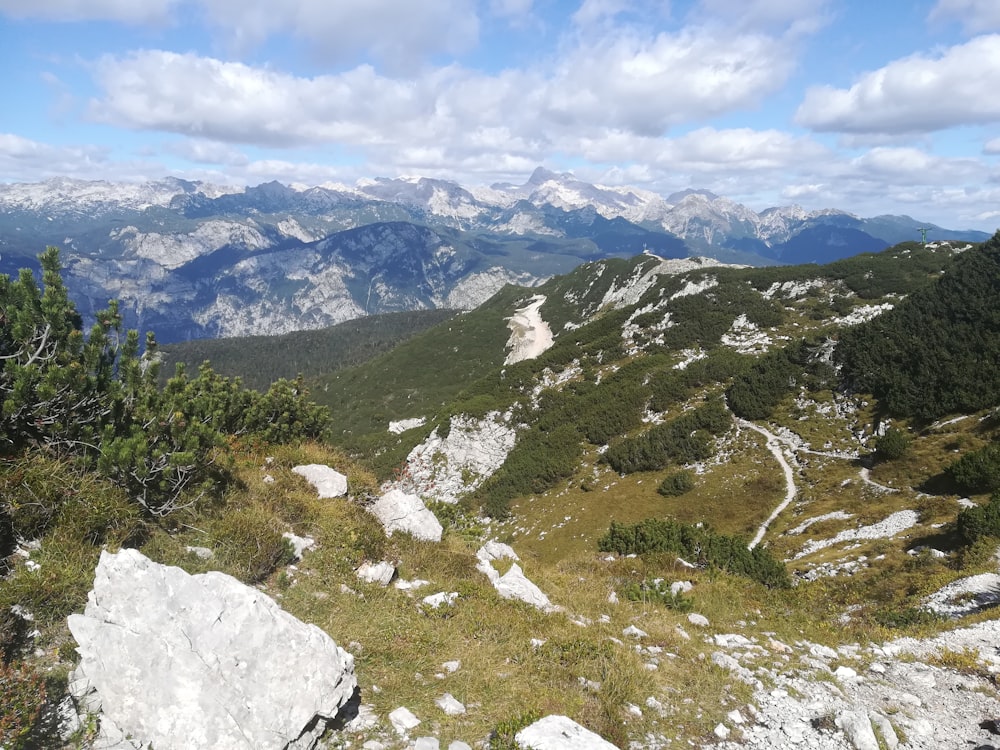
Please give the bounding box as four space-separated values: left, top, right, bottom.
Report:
527 166 568 185
667 188 719 203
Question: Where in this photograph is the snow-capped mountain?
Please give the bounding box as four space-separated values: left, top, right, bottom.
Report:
0 171 988 342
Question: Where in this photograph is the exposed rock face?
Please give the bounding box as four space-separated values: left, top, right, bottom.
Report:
292 464 348 498
67 549 357 750
396 412 516 504
370 489 443 542
515 715 620 749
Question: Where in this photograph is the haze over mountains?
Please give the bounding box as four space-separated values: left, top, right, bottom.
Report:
0 169 988 343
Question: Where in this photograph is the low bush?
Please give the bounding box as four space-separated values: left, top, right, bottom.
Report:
947 441 1000 494
956 493 1000 545
874 427 911 462
658 470 695 497
598 518 789 588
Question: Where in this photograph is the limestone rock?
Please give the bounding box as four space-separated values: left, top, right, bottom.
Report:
514 715 620 749
388 707 420 735
370 489 443 542
435 693 466 716
477 559 555 611
282 531 315 561
356 561 396 586
67 549 356 750
476 540 519 562
293 464 348 498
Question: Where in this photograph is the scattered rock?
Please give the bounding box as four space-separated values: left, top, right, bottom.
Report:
515 714 621 749
282 531 316 561
623 625 647 638
388 706 421 735
370 489 443 542
184 545 214 559
356 561 397 586
292 464 348 498
435 693 466 716
687 613 710 627
67 549 356 750
422 592 459 609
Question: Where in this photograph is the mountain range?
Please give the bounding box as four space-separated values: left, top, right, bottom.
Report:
0 169 988 342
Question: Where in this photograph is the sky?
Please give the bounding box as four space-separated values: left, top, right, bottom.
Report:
1 0 1000 230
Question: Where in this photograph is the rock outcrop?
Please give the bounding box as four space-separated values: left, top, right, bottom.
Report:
476 541 556 611
68 549 357 749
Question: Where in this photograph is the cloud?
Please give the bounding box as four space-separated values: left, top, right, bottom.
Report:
692 0 829 34
0 133 111 180
89 21 800 153
796 35 1000 134
929 0 1000 33
0 0 176 23
985 137 1000 154
572 0 632 27
195 0 479 69
164 139 250 166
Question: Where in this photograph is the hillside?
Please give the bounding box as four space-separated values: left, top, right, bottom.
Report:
4 237 1000 750
158 309 457 391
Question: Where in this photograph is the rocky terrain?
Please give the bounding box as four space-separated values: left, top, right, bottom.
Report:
0 171 987 342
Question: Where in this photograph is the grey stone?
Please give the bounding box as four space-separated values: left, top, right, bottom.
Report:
370 489 443 542
515 715 620 748
292 464 348 498
67 549 356 750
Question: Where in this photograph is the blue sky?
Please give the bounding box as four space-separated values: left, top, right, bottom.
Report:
2 0 1000 229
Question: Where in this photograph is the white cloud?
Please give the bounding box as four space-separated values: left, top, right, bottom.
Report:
89 22 799 153
796 35 1000 134
985 137 1000 154
0 0 176 23
195 0 479 68
165 139 249 166
692 0 829 34
0 133 111 180
929 0 1000 33
850 147 985 182
572 0 632 26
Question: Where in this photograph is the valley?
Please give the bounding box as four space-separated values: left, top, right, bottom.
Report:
2 224 1000 749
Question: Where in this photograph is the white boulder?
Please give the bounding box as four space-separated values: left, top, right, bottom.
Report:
514 715 620 749
67 549 356 750
370 489 443 542
356 561 397 586
292 464 348 498
477 559 555 611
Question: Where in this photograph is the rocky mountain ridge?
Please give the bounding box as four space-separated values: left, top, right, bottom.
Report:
0 172 987 343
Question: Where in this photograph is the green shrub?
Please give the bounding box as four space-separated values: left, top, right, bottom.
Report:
598 518 789 588
874 427 911 462
956 493 1000 545
658 470 695 497
489 709 543 750
948 442 1000 494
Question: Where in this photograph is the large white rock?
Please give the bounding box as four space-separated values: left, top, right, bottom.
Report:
356 561 397 586
515 715 620 749
370 489 443 542
68 549 356 750
292 464 348 498
477 559 556 612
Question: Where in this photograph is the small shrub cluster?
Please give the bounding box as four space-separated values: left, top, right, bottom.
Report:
658 470 696 497
598 518 790 588
956 493 1000 545
603 399 730 475
947 441 1000 494
874 427 911 462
